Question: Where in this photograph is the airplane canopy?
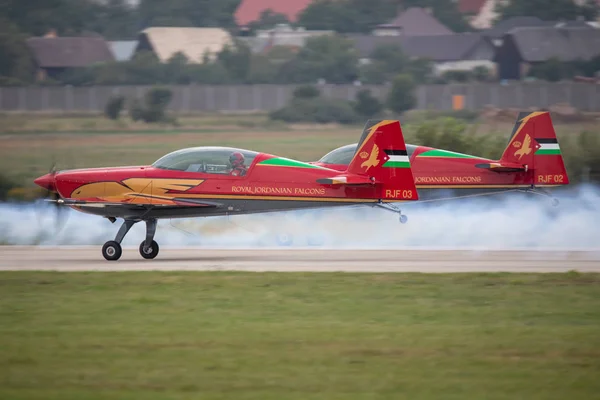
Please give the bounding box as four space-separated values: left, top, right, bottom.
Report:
318 143 418 166
153 146 260 173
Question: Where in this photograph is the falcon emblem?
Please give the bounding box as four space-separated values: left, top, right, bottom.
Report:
360 144 380 172
513 134 532 160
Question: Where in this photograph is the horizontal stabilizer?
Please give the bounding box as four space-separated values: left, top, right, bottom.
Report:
475 162 527 173
316 175 374 186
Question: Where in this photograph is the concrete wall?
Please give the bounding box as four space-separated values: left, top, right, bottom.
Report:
0 82 598 113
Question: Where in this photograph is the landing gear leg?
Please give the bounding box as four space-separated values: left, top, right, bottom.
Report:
102 219 137 261
524 186 560 207
376 202 408 224
139 219 159 260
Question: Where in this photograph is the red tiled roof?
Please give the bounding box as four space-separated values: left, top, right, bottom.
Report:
458 0 487 14
235 0 315 26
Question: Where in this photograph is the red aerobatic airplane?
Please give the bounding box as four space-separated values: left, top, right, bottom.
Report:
34 120 418 261
314 112 569 202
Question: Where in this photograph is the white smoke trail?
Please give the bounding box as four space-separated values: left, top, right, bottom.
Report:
0 185 599 250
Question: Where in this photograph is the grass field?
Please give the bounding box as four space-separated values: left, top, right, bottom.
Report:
1 272 599 399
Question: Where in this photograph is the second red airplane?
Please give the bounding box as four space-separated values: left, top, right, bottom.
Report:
314 112 569 202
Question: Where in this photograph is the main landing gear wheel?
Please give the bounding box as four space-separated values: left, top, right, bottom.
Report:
101 218 159 261
139 240 160 259
102 241 122 261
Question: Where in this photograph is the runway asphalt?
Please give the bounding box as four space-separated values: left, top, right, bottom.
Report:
1 247 599 272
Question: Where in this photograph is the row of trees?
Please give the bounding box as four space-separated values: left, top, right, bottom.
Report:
269 74 416 124
528 57 600 82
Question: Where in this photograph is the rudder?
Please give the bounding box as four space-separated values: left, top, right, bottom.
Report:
500 111 569 186
347 120 418 201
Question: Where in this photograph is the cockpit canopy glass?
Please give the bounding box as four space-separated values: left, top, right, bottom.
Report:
153 147 259 174
318 143 418 165
318 143 358 165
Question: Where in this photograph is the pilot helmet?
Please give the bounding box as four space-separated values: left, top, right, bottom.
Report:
229 152 245 167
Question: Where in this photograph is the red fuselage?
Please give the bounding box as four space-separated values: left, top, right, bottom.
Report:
34 146 417 220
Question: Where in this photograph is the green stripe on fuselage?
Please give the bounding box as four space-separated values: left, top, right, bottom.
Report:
259 158 324 169
418 149 480 159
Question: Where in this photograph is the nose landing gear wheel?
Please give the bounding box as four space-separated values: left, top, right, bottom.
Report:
102 241 122 261
139 240 160 259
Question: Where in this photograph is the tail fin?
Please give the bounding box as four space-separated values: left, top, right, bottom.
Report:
347 120 418 201
499 111 569 186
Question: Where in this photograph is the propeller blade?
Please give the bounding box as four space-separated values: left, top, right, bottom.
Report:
35 162 69 234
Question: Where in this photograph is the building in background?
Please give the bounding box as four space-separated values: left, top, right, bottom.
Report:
484 16 550 46
235 0 315 28
135 27 234 63
350 32 495 76
26 30 114 81
494 26 600 79
240 23 333 54
373 7 454 36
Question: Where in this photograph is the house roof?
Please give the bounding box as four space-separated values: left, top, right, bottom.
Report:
555 20 595 28
509 27 600 62
484 16 546 39
399 33 490 61
109 41 138 62
349 33 490 61
458 0 487 14
241 24 333 53
138 27 234 63
235 0 314 26
349 35 403 58
376 7 453 36
26 37 115 68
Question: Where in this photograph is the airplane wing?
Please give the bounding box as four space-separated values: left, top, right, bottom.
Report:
48 198 223 209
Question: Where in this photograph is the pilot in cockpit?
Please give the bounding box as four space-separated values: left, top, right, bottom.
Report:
229 151 247 176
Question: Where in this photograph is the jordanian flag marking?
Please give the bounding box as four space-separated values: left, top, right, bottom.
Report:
383 149 410 168
535 138 561 155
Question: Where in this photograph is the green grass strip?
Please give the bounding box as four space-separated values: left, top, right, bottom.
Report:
0 272 599 400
